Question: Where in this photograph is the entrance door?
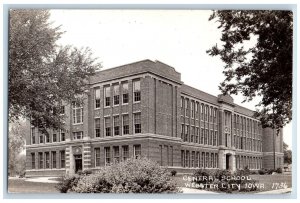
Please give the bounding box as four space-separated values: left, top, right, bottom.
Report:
226 154 230 170
74 155 82 173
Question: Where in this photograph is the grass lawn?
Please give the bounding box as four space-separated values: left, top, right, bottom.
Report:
8 178 58 193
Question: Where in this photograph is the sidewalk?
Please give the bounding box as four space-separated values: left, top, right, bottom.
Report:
24 177 60 183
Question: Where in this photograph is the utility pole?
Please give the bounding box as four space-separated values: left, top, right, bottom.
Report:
272 104 276 170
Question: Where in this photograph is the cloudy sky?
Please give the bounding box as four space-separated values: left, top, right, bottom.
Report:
49 9 292 148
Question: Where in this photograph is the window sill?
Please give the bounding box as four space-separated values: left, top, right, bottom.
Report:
73 123 83 125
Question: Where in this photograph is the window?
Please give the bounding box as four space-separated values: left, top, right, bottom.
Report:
38 152 43 169
180 97 184 110
114 116 120 136
196 127 199 143
170 146 173 166
205 105 208 121
191 127 195 143
122 145 129 161
60 129 65 141
181 150 185 167
113 84 120 105
51 151 56 169
60 150 65 168
201 104 204 120
134 113 141 134
123 114 129 135
184 125 189 142
200 128 204 144
210 130 213 145
210 107 213 122
105 117 111 136
95 118 100 137
191 151 195 167
213 131 217 146
133 145 141 159
72 102 83 124
211 153 214 168
196 152 199 168
45 134 50 143
133 80 141 102
113 146 120 163
181 124 184 140
104 86 111 107
196 102 199 119
95 148 100 167
204 129 208 144
60 106 65 114
53 134 57 142
205 152 209 168
45 152 50 168
73 131 83 140
185 99 188 117
122 82 129 104
159 145 163 165
185 151 189 168
95 87 101 108
31 127 35 144
104 147 110 165
191 101 195 118
201 152 205 168
31 153 35 169
39 131 44 144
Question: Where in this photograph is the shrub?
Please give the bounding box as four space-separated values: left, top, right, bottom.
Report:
82 169 93 175
276 168 283 174
170 170 177 176
250 170 258 175
55 175 80 193
192 169 214 185
258 169 266 175
57 157 180 193
243 166 251 175
267 169 275 174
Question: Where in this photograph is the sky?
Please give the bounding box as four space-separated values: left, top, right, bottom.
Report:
49 9 292 149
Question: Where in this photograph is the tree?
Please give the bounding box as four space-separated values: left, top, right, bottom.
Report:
9 10 101 133
283 142 292 164
207 11 292 129
8 121 29 176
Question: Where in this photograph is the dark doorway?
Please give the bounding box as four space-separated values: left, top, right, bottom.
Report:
74 155 82 173
226 154 230 170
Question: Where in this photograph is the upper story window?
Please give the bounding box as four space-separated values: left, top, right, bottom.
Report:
72 102 83 124
95 87 101 108
185 99 189 117
104 86 111 107
213 108 217 123
95 118 100 137
53 133 57 142
114 116 120 136
205 105 208 121
201 103 204 120
209 107 213 122
105 117 111 136
133 80 141 102
45 134 50 143
134 112 141 134
122 82 129 104
123 114 129 135
60 129 65 141
73 131 83 140
113 84 120 105
191 101 195 119
181 97 184 110
60 106 65 115
31 127 35 144
39 130 44 144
